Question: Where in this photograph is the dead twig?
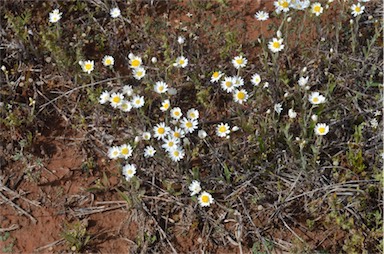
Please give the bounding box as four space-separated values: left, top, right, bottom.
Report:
0 191 37 224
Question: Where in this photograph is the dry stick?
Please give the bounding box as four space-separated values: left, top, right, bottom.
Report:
0 224 19 233
0 192 37 224
38 76 131 113
278 214 305 243
238 198 272 254
0 185 41 207
141 202 178 254
34 238 66 252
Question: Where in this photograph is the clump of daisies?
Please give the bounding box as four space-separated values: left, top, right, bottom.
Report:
99 84 146 115
188 180 214 207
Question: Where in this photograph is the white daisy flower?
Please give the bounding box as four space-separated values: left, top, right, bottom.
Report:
79 60 94 74
233 89 249 104
180 117 198 134
160 99 171 112
198 191 214 207
177 36 185 44
142 132 151 141
274 103 283 114
131 95 145 108
119 100 132 112
291 0 310 10
170 107 183 120
216 123 230 138
122 85 134 96
298 76 309 87
255 11 269 21
211 71 224 83
232 55 247 69
162 136 180 152
119 144 133 159
169 147 185 162
288 108 297 118
311 2 323 16
189 180 202 196
108 146 120 159
186 108 199 120
221 76 236 93
122 164 136 181
170 127 185 140
274 0 291 13
314 123 329 136
129 54 142 69
351 3 365 17
133 67 146 80
110 92 124 108
173 56 188 68
102 55 114 67
251 73 262 86
49 9 62 23
268 38 284 53
144 146 156 158
99 91 110 104
232 76 244 87
154 81 168 94
198 130 207 139
167 88 177 95
110 7 121 18
308 92 326 105
153 122 171 140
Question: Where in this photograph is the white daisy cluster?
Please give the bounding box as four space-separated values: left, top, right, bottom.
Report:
188 180 214 207
211 55 262 108
273 0 311 14
152 106 200 162
128 53 146 80
98 85 144 112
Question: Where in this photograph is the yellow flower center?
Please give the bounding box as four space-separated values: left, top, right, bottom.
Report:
318 127 326 134
273 41 280 49
314 5 321 13
174 132 180 138
179 59 185 65
355 6 361 12
174 111 180 116
131 59 140 67
219 126 227 133
135 99 141 105
201 195 209 203
186 122 193 128
225 81 232 88
121 147 129 155
313 97 319 103
190 113 195 118
158 127 165 134
113 151 119 156
282 1 289 8
237 92 245 100
112 96 121 104
127 169 133 175
85 63 93 71
213 72 219 78
173 151 179 156
136 71 143 77
236 59 243 65
105 59 112 65
169 142 174 147
159 86 164 92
